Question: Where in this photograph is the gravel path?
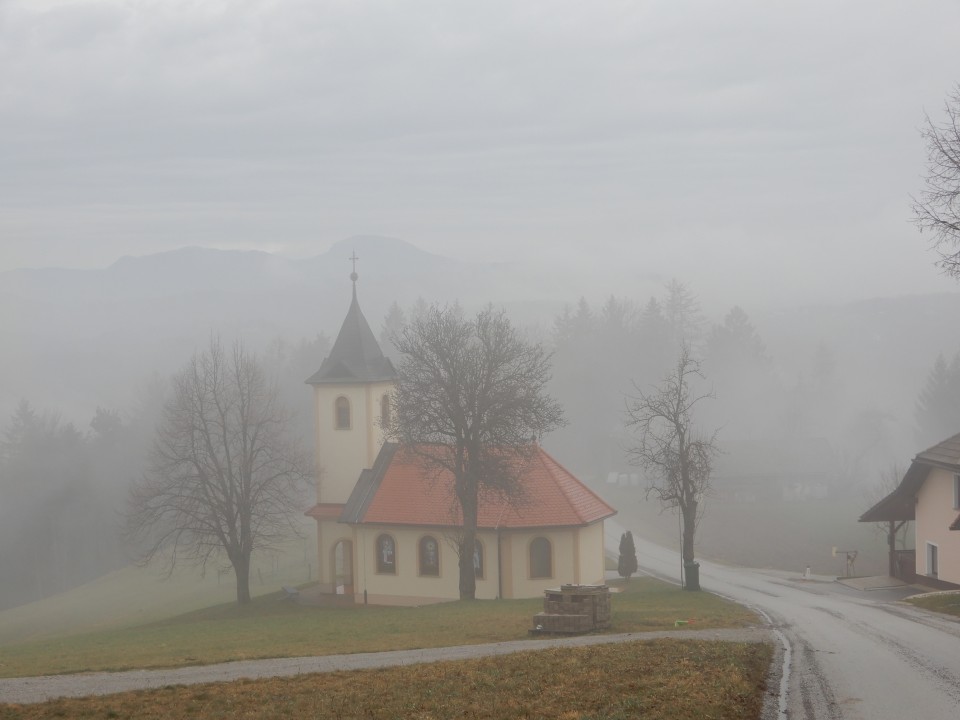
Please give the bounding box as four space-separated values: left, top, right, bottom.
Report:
0 627 771 705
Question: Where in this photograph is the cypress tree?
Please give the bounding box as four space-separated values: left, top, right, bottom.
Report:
618 531 638 581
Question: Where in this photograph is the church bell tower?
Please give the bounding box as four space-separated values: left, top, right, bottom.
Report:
305 258 397 505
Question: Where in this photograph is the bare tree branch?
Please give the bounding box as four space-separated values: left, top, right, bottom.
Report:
388 305 565 599
624 344 719 589
913 86 960 278
125 337 311 604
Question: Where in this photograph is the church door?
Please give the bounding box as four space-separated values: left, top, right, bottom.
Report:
333 540 354 595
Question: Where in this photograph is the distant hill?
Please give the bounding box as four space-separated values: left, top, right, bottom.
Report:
3 235 960 462
0 235 624 424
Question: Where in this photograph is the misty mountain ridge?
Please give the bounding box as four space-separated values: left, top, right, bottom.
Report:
0 235 627 422
3 235 960 440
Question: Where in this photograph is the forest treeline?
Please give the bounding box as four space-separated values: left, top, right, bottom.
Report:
0 336 329 612
0 399 156 609
3 282 960 610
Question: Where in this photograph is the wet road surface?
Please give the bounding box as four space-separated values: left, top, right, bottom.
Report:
631 536 960 720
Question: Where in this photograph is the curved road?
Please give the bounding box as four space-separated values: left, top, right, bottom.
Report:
632 535 960 720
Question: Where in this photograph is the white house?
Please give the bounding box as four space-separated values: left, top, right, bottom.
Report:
860 432 960 588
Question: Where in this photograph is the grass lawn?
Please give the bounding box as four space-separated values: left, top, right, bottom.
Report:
0 639 773 720
0 577 759 679
906 591 960 618
0 535 317 647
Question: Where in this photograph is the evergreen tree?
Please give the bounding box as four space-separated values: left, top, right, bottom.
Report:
705 306 767 367
617 531 638 581
663 279 703 349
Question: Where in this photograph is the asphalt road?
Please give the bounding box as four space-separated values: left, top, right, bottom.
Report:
631 535 960 720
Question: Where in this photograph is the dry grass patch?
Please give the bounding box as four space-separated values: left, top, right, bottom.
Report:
0 640 773 720
0 577 759 679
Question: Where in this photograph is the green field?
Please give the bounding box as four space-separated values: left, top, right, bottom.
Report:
0 488 890 665
0 537 316 647
0 577 758 678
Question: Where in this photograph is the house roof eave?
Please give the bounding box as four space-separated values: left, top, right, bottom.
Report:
858 461 929 523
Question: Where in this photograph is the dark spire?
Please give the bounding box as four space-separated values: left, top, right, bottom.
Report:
305 255 397 385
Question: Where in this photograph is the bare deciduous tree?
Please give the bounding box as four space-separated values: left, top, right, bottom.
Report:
388 305 564 600
625 345 718 590
913 86 960 278
125 338 310 605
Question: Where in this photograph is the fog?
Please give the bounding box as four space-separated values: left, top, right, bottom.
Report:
4 1 960 307
4 0 960 609
4 238 960 607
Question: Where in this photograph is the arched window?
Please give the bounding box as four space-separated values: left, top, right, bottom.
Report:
380 393 391 428
335 396 351 430
376 534 396 574
529 537 553 579
418 535 440 576
473 539 485 580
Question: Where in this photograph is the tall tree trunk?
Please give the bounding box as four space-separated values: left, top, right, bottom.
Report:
459 486 478 600
681 501 696 564
681 497 699 591
234 552 252 605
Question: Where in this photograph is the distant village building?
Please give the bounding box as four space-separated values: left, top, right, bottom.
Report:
305 271 615 605
860 433 960 589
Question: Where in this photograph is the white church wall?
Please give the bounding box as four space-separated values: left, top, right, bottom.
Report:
350 526 501 604
504 528 577 599
577 522 607 586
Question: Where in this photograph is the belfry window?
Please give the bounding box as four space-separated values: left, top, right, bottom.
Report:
381 393 391 428
335 396 351 430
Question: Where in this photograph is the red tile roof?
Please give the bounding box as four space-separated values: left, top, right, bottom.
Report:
348 444 615 529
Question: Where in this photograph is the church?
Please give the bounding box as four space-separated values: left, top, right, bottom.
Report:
305 272 615 605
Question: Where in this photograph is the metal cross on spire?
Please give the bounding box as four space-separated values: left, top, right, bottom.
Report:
349 251 359 284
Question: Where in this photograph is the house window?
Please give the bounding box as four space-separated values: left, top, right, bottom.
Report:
418 535 440 576
376 534 396 574
927 542 939 578
473 539 485 580
335 396 351 430
529 537 553 579
954 474 960 509
381 394 391 428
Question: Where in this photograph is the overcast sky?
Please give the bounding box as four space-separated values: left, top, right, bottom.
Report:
3 0 960 307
